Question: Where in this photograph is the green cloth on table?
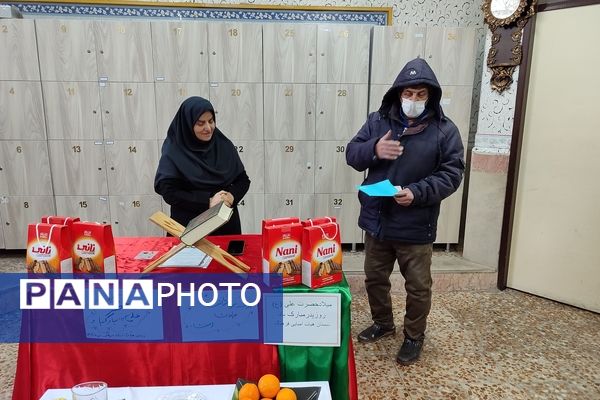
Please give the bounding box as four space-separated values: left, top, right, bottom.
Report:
278 276 352 400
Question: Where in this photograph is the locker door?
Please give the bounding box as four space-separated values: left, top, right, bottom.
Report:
0 212 4 249
0 196 56 249
371 26 426 85
0 141 53 196
109 195 163 236
314 141 363 193
232 140 264 194
151 21 208 82
100 83 157 140
237 193 264 234
35 19 97 81
424 27 477 86
43 82 102 140
435 184 464 244
0 19 40 80
161 199 171 218
316 24 370 84
314 193 362 244
264 83 316 141
94 21 153 82
48 140 108 196
208 22 262 83
263 23 317 84
155 83 210 139
440 85 473 142
264 194 315 220
316 84 368 140
264 141 314 194
0 81 46 140
209 83 263 141
54 196 111 224
368 84 388 114
105 140 159 195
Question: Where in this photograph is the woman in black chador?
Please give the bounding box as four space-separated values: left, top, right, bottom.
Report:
155 96 250 235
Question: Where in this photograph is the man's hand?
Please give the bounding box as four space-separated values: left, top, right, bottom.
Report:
394 188 414 206
375 130 404 160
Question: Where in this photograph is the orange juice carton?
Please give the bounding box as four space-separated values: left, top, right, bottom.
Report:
71 221 116 274
262 218 303 286
26 223 73 273
301 217 343 289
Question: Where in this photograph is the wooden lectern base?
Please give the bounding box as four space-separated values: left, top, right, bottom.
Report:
142 211 251 274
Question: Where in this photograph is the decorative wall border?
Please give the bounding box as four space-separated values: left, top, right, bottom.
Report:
6 0 392 25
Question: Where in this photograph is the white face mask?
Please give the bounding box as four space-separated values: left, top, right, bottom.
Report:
401 98 427 118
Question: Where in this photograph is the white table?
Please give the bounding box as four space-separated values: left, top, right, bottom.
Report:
40 381 332 400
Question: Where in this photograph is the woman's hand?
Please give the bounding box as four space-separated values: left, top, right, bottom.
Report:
210 190 234 207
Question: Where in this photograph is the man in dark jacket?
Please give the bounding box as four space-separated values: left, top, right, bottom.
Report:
346 58 464 364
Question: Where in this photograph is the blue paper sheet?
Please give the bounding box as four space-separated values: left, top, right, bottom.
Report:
357 179 400 197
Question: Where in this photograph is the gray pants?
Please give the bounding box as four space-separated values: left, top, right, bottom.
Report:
364 233 433 340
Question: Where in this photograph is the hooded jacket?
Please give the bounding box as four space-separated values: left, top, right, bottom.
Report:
346 58 465 243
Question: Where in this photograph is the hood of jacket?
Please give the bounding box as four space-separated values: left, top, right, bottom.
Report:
378 57 444 121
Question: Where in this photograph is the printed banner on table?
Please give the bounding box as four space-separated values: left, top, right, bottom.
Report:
0 273 283 343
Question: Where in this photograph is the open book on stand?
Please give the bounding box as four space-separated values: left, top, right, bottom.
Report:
180 201 233 246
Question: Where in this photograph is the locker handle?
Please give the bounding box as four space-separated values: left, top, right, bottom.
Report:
110 167 115 170
87 50 91 54
318 166 323 170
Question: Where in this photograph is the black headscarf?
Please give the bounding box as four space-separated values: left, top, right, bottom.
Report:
155 96 244 189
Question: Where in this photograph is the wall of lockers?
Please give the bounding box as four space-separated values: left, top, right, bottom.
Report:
0 18 476 249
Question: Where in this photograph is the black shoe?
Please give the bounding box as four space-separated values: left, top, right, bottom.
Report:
396 336 424 365
357 323 396 343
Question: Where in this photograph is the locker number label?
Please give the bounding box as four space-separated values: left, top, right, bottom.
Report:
23 202 29 208
16 146 22 153
128 146 137 153
72 145 81 153
448 33 457 40
124 88 133 96
60 25 67 33
235 145 244 153
284 29 295 37
284 88 293 97
339 30 350 38
79 201 88 208
9 87 15 95
178 88 187 96
1 25 7 33
67 87 76 96
239 200 245 206
333 198 343 206
336 145 345 153
132 200 141 207
284 145 294 153
337 90 347 97
285 199 294 206
231 89 241 96
228 28 239 37
394 32 405 39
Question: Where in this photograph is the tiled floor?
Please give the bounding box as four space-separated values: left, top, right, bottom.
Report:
1 251 599 400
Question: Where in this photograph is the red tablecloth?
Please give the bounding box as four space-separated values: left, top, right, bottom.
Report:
12 235 357 400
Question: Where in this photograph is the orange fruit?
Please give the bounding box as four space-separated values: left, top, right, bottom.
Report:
276 388 297 400
258 374 280 398
239 383 260 400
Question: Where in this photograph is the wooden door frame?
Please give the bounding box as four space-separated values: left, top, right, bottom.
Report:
497 0 600 289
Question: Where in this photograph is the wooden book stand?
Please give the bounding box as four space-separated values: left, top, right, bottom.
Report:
142 211 251 274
